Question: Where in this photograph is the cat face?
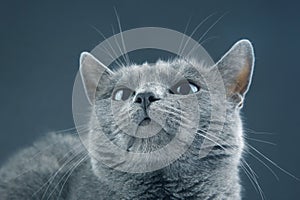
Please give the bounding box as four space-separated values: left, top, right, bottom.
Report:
96 60 206 150
79 39 254 173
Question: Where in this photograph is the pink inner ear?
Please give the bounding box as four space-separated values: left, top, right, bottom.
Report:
216 40 254 98
230 58 252 95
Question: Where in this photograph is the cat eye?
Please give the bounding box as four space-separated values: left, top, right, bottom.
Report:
170 81 199 95
112 88 134 101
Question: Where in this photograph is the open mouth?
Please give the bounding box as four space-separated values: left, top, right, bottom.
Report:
139 117 151 126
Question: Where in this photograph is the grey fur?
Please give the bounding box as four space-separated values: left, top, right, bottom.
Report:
0 40 254 200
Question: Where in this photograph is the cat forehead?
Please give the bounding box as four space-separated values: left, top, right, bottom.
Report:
113 58 208 85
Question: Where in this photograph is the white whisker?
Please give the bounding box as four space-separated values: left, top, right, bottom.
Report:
89 24 125 68
54 154 89 200
186 12 228 58
247 144 299 181
114 7 130 65
244 136 276 146
179 12 217 56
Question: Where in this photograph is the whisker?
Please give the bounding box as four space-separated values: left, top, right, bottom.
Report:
154 106 182 118
244 128 276 135
162 103 184 113
196 132 228 152
6 130 89 183
178 15 192 55
246 149 279 181
106 119 135 137
247 144 299 181
111 25 128 67
186 12 228 58
241 158 259 179
55 126 82 134
32 143 86 199
114 7 130 65
197 12 228 44
197 128 237 150
179 12 217 56
200 36 219 45
54 154 89 200
153 107 192 124
240 160 265 200
240 162 258 192
244 136 276 146
89 24 124 68
95 45 124 69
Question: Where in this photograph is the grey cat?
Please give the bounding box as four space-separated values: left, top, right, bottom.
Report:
0 39 254 200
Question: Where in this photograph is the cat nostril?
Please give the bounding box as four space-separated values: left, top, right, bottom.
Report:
135 96 142 103
134 92 160 107
148 95 159 102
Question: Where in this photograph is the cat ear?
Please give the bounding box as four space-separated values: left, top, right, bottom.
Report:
216 39 254 107
79 52 114 104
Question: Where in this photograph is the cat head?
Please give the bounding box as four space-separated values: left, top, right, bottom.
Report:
79 39 254 173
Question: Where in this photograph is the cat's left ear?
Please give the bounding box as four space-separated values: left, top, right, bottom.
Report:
79 52 114 105
216 39 254 107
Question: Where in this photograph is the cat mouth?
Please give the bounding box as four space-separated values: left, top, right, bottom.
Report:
138 117 151 126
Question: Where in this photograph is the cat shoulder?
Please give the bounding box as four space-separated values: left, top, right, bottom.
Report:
0 132 83 199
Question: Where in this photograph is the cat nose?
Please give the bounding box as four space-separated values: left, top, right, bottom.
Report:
134 92 160 108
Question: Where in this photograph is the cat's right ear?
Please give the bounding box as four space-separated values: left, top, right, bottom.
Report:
79 52 114 105
215 40 254 107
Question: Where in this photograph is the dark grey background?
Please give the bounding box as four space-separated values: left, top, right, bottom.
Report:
0 0 299 199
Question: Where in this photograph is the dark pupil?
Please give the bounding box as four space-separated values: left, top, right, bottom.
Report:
121 89 132 100
179 83 191 95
